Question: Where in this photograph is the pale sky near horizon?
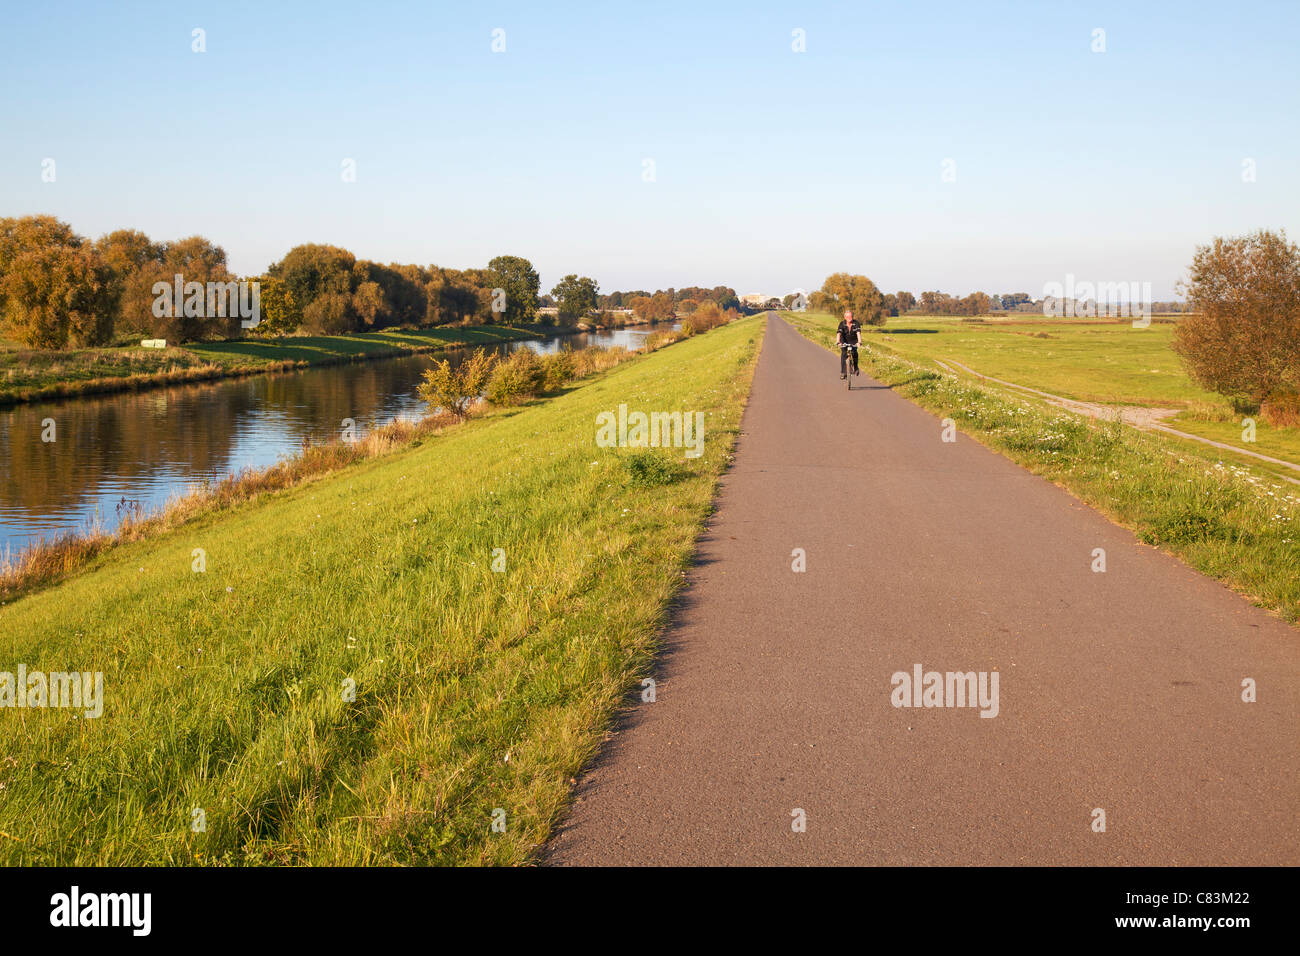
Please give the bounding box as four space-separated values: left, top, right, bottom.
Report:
2 0 1297 299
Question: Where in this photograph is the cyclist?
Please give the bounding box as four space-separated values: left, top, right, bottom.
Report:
836 309 862 379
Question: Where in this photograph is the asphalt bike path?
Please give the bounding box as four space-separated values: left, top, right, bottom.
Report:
548 315 1298 865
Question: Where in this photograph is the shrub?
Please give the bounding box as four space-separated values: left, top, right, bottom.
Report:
687 302 734 335
486 348 544 405
539 351 575 390
570 345 632 377
644 330 683 351
417 348 496 419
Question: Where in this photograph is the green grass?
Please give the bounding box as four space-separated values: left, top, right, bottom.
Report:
0 317 764 864
785 311 1300 625
787 312 1300 471
1160 417 1300 470
860 314 1220 406
0 324 540 405
186 325 538 366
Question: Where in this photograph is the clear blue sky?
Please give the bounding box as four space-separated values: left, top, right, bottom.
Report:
2 0 1297 299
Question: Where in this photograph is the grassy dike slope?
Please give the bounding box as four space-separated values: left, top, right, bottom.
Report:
784 311 1300 624
0 317 764 865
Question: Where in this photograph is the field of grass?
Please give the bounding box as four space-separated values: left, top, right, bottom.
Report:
785 310 1300 624
796 312 1299 472
0 317 764 864
865 315 1219 406
0 324 539 405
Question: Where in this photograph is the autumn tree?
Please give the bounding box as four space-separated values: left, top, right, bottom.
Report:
962 291 992 316
352 280 387 328
94 228 163 337
649 291 675 320
352 260 423 328
144 236 240 341
426 268 482 325
1173 229 1300 420
0 216 115 348
254 275 302 335
818 273 886 325
302 292 358 334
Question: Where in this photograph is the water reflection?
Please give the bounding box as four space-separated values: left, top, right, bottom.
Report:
0 324 675 557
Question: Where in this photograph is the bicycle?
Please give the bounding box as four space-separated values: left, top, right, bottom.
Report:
841 344 859 389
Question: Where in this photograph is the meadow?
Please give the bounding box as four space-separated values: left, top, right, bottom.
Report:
786 310 1300 625
868 316 1216 406
828 313 1300 474
0 316 764 864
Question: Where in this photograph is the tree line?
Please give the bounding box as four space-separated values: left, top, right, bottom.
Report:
0 215 740 350
598 286 740 314
801 283 1192 319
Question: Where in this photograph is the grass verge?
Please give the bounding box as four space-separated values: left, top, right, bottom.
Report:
784 311 1300 625
0 316 763 864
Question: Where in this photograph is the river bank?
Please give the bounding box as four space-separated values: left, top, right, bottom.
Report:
1 323 683 558
0 324 550 407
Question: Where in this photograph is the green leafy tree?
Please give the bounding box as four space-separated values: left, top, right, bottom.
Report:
268 244 357 317
551 274 600 322
487 255 540 325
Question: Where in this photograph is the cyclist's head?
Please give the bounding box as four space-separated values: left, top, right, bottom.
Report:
843 310 853 322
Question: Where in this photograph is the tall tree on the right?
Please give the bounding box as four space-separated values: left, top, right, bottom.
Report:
1173 229 1300 423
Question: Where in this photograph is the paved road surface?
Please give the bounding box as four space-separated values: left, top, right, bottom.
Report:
547 315 1299 866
